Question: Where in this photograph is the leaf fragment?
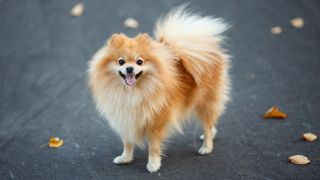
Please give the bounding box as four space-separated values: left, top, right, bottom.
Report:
303 133 317 142
124 18 139 29
291 17 304 28
289 155 310 165
263 106 287 119
70 3 84 17
271 26 282 35
48 137 64 148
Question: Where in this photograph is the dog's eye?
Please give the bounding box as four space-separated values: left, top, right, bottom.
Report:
118 59 125 66
136 59 143 65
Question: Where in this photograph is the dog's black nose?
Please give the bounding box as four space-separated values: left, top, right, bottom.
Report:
126 67 134 74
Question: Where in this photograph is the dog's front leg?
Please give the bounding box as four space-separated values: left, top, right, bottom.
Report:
146 129 165 173
113 138 134 164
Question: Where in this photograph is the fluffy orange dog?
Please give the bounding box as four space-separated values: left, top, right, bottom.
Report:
88 5 231 173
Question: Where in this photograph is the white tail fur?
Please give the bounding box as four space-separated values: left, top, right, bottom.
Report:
154 5 230 84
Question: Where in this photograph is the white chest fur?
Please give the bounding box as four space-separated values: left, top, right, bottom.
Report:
94 83 168 145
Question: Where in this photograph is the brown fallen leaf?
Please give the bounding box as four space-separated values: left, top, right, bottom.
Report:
303 132 317 142
70 3 84 17
271 26 282 35
263 106 288 119
124 18 139 29
291 17 304 28
48 137 64 148
289 155 310 165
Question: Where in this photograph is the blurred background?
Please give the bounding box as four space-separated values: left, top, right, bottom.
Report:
0 0 319 179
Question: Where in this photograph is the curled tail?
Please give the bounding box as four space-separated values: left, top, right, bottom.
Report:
154 5 230 84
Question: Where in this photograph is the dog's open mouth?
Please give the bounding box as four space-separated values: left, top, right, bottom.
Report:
119 71 143 86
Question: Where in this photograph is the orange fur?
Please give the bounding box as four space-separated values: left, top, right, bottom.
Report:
88 5 230 173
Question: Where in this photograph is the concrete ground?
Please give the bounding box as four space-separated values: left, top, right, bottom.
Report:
0 0 320 179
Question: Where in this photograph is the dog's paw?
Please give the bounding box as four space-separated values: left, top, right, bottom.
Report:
146 161 161 173
113 155 133 164
198 146 213 155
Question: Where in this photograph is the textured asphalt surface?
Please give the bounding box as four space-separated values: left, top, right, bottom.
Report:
1 0 320 179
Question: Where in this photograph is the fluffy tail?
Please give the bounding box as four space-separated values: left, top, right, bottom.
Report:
154 5 230 84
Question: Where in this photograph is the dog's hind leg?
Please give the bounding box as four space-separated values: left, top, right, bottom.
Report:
200 127 217 140
196 100 225 155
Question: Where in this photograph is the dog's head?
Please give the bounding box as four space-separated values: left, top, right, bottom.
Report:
90 33 173 89
108 33 152 86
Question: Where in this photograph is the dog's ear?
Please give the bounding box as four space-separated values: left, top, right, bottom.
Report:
107 33 127 47
135 33 151 45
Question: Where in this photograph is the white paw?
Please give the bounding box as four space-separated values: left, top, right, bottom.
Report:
198 146 213 155
146 161 161 173
113 155 132 164
200 127 217 140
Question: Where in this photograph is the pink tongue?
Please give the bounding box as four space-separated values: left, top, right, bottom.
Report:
125 74 136 86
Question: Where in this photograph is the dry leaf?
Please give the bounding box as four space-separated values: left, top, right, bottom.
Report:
124 18 139 29
271 26 282 35
303 133 317 142
291 17 304 28
263 106 288 119
289 155 310 165
70 3 84 17
48 137 64 148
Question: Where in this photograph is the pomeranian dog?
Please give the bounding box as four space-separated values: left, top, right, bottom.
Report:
88 5 231 173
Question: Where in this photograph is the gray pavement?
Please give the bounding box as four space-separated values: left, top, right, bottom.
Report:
0 0 320 179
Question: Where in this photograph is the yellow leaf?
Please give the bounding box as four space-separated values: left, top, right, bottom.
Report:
289 155 310 165
48 137 64 148
263 106 287 119
303 133 317 142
